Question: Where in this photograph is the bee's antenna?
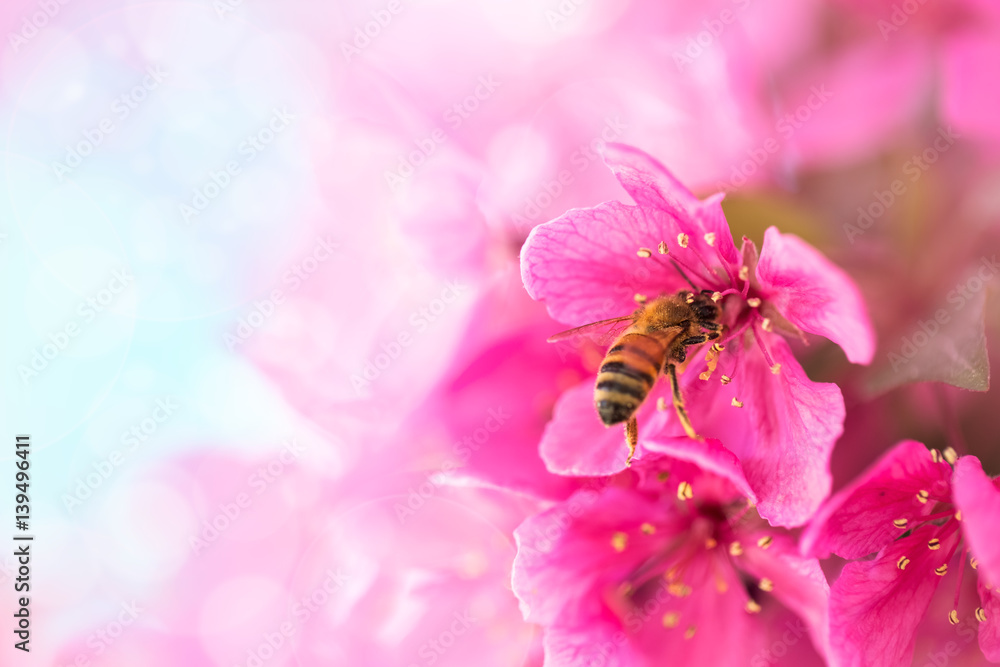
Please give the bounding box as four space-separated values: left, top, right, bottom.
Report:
670 258 699 291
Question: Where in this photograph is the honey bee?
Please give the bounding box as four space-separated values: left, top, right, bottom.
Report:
549 290 723 464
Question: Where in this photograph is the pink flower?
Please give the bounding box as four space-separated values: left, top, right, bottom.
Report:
520 142 875 527
801 440 1000 666
511 442 831 666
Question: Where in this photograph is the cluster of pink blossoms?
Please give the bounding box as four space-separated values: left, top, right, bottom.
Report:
488 143 1000 666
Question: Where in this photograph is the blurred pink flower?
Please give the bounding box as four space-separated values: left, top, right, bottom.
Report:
512 444 830 666
520 143 875 526
801 440 1000 666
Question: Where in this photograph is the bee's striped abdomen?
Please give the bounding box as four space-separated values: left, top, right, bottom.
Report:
594 333 666 425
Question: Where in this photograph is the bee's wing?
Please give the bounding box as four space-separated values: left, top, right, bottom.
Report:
547 316 635 345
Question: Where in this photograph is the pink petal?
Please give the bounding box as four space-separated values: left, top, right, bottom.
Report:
641 436 757 505
953 456 1000 587
779 41 931 168
542 619 644 667
756 226 875 365
800 440 951 559
511 486 677 626
538 381 633 476
739 533 831 662
978 580 1000 662
829 525 944 667
942 29 1000 147
520 200 690 328
602 142 740 270
689 335 845 527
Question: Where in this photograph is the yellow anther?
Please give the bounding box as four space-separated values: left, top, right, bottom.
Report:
739 266 750 281
970 557 978 570
712 343 725 352
897 556 910 570
757 536 773 549
668 582 692 597
745 600 762 614
949 610 960 625
677 481 693 500
711 291 723 302
704 232 717 246
729 542 743 556
685 293 696 304
761 318 773 332
943 447 958 464
928 539 941 550
640 523 656 535
747 297 761 308
637 247 652 258
759 578 774 592
658 241 668 254
893 518 908 529
935 564 948 576
677 233 689 248
705 537 718 549
720 375 732 385
662 612 680 628
955 510 962 521
634 293 648 304
731 398 744 408
611 532 628 552
917 490 929 504
684 626 697 640
931 449 942 463
770 364 781 374
976 607 988 623
699 371 712 381
656 397 667 411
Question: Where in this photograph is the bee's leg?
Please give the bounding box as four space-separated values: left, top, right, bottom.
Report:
679 335 708 347
624 417 638 467
667 363 702 441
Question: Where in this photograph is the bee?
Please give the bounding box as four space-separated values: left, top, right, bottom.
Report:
549 290 723 464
